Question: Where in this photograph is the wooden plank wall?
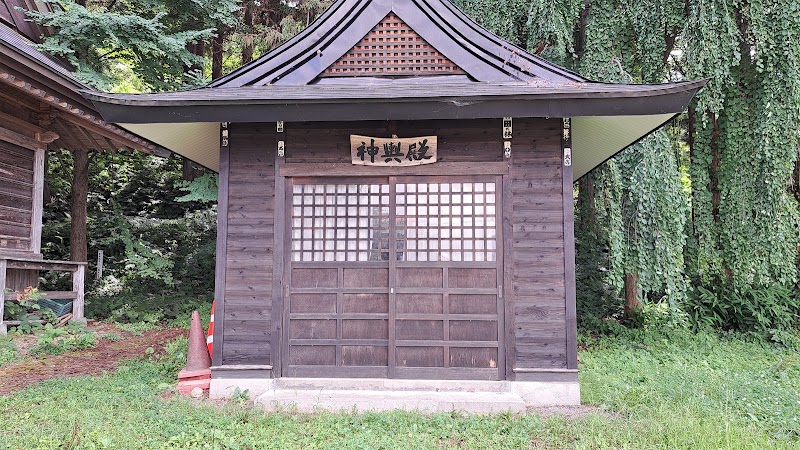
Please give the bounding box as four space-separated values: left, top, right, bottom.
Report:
0 140 34 253
221 118 572 374
222 123 276 365
509 118 568 370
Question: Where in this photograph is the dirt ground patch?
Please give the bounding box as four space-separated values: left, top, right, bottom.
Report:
0 323 185 396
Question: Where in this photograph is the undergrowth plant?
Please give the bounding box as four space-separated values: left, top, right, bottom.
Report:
687 283 800 346
0 338 17 367
2 287 56 333
30 324 97 356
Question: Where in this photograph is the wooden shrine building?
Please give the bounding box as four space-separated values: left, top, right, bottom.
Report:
0 3 166 333
84 0 704 409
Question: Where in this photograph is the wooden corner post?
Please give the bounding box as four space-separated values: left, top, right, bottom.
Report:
562 118 578 370
211 122 230 367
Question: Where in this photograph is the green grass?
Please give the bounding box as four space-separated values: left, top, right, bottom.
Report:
0 329 798 449
0 337 17 367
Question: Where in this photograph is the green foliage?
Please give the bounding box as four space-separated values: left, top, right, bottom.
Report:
617 131 689 303
575 162 624 324
465 0 800 335
91 290 211 324
685 0 800 289
29 324 97 357
175 173 219 203
2 288 57 330
27 0 215 91
41 151 216 320
687 284 800 344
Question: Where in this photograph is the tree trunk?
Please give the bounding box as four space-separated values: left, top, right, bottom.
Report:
242 6 255 64
187 42 206 77
212 33 225 80
624 272 641 319
70 148 89 263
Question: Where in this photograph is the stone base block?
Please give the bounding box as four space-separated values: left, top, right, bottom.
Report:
209 376 580 412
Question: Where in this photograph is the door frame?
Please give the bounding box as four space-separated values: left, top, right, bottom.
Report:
278 174 506 380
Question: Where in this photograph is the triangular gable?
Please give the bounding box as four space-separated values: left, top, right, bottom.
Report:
209 0 585 87
320 12 464 77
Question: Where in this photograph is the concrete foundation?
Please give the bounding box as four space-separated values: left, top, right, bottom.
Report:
210 377 579 413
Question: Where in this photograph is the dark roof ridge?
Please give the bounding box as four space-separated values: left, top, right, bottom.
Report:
209 0 586 88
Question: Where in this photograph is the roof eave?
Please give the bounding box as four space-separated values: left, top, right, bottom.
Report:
84 81 707 124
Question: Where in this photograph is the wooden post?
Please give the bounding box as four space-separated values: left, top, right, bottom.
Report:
72 264 86 324
96 250 104 280
31 148 45 254
562 118 578 370
0 259 6 334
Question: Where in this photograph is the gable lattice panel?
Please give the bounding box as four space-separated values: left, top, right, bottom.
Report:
320 13 465 77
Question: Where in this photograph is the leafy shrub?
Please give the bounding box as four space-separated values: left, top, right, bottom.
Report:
88 290 211 323
686 283 800 344
30 324 97 356
2 287 57 333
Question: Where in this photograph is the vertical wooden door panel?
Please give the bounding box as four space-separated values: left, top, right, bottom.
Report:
285 176 503 379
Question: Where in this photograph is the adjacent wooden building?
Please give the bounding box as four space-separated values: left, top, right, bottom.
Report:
0 4 166 333
85 0 704 408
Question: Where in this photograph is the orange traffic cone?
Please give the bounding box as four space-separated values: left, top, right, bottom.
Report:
206 300 215 357
177 310 212 395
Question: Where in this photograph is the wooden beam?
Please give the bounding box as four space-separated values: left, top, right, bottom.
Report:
78 125 106 151
0 124 44 150
5 260 83 272
280 161 509 177
0 110 46 137
4 290 79 301
0 71 158 154
55 117 90 151
0 84 40 113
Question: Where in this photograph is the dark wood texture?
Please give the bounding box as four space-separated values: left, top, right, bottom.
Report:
510 118 569 370
562 120 578 370
0 140 33 252
221 123 276 365
283 175 503 379
285 120 503 165
218 117 575 379
211 126 229 367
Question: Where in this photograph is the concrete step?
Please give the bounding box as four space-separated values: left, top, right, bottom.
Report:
274 377 511 393
256 388 526 413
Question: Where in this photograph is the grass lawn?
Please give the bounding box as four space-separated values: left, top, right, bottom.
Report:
0 328 798 449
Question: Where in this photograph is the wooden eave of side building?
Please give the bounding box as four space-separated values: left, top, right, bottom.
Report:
0 22 169 155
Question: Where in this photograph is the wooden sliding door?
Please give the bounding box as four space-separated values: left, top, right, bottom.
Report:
283 176 504 380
